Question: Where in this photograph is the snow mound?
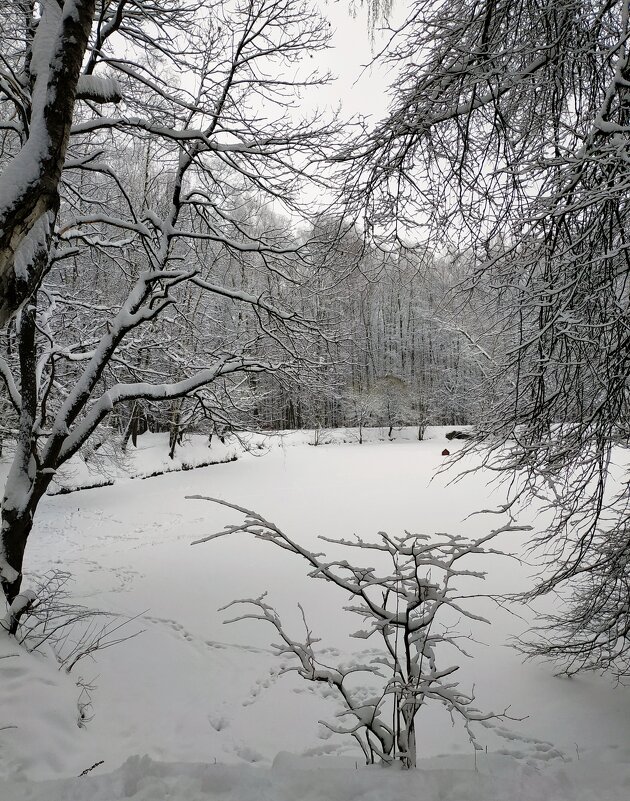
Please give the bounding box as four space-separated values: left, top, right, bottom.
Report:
1 752 630 801
0 632 88 779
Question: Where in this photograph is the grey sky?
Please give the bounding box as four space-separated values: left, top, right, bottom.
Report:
304 2 405 122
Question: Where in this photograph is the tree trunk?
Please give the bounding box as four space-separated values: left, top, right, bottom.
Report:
397 704 417 769
1 446 52 613
405 716 416 769
168 400 181 459
0 505 34 607
0 0 97 325
0 294 54 628
121 402 142 450
1 299 39 610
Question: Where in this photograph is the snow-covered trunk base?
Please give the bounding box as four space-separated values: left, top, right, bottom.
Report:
0 469 52 631
0 440 53 624
397 706 417 769
1 507 34 607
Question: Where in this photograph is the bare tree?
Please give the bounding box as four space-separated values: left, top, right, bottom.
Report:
189 495 529 767
0 0 341 616
348 0 630 676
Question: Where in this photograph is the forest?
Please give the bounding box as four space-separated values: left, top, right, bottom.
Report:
0 1 629 799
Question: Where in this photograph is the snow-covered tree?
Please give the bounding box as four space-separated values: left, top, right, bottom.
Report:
349 0 630 677
0 0 341 617
189 496 526 767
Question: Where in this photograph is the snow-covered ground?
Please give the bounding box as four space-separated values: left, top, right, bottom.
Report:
1 428 629 800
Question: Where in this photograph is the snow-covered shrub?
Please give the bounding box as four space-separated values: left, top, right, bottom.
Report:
190 496 528 768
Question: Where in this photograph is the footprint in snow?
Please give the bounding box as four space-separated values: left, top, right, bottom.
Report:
233 745 264 763
241 668 281 706
208 714 230 732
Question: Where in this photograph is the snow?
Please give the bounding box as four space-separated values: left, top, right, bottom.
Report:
2 751 630 801
29 2 62 93
1 428 629 799
1 588 36 631
12 211 52 281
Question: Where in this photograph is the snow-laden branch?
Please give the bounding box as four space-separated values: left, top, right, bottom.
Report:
221 593 395 762
189 497 525 627
58 356 276 462
189 277 297 321
0 356 21 412
70 115 316 152
75 75 122 104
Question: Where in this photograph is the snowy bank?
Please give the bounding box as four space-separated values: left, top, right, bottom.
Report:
2 752 630 801
0 431 628 799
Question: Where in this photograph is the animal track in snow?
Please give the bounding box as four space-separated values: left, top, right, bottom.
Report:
143 615 269 655
241 667 281 707
208 714 230 732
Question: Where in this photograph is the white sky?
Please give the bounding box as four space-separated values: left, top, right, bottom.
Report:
303 1 406 122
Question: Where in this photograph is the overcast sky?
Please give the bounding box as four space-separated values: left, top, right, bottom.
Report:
305 2 406 122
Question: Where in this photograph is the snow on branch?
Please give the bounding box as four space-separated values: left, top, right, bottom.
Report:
221 593 395 765
75 75 122 104
0 356 21 412
57 357 277 462
189 278 298 322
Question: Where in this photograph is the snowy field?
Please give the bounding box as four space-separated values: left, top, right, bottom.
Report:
1 428 630 800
